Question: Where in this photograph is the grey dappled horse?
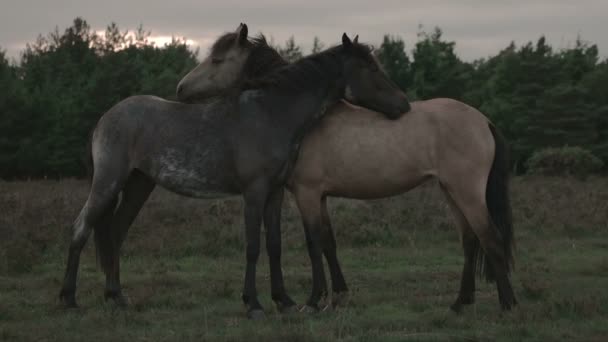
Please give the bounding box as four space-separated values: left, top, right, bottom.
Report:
177 25 517 312
58 28 409 319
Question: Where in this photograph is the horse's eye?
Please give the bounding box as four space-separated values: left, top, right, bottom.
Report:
211 57 224 64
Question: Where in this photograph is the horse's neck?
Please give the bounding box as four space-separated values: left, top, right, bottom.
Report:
249 52 346 135
273 78 344 134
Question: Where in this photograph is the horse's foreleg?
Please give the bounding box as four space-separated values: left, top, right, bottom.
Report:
104 171 155 307
320 197 348 308
263 187 297 313
242 183 268 319
295 188 328 311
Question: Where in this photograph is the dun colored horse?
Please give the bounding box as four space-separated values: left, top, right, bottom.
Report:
177 25 517 312
58 25 410 319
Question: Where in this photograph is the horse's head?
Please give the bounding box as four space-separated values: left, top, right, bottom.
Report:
177 23 267 102
339 34 410 119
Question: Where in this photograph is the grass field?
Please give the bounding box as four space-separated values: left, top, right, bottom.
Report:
1 177 607 341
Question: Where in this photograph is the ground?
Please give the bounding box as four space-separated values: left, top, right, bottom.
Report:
1 177 607 341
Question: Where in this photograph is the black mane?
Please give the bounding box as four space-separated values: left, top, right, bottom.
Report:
242 35 289 81
211 31 375 93
243 43 373 92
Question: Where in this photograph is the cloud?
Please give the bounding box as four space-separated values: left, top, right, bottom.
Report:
1 0 606 61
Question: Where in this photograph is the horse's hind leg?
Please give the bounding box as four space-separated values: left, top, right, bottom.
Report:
59 179 124 307
102 170 155 306
294 187 328 311
445 185 516 311
441 186 477 313
320 197 348 308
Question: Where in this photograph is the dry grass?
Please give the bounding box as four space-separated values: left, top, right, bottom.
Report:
1 176 607 341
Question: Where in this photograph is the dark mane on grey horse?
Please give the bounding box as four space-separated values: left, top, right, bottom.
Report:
243 43 374 91
211 33 288 82
242 35 289 81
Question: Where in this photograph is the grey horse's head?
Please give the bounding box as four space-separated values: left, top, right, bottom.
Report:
177 23 266 102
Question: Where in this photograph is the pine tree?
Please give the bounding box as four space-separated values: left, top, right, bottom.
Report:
410 27 472 100
311 36 324 54
278 36 303 63
376 35 411 92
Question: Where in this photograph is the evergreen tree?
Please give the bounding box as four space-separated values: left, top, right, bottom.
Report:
278 36 303 63
1 20 607 177
581 60 608 162
410 27 472 100
0 50 29 177
0 18 197 178
376 35 411 92
311 36 324 54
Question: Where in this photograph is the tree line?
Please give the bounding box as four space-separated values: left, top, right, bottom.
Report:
0 18 606 178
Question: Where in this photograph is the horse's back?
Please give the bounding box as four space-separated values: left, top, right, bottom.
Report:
91 95 242 197
290 98 495 199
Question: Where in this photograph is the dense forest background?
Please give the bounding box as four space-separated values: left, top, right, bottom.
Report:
0 18 607 179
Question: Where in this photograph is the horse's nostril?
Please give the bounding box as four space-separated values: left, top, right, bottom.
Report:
177 84 184 96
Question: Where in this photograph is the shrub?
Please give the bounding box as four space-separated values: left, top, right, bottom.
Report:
526 146 604 177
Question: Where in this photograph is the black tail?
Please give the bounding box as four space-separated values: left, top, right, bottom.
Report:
476 124 514 282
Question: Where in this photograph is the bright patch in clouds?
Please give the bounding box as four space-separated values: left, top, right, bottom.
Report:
94 29 221 58
95 30 199 49
147 35 198 48
1 0 606 61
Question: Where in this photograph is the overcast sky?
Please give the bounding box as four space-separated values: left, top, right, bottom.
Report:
1 0 606 62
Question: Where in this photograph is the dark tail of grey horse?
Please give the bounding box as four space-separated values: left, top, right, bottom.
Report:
474 124 514 282
85 132 118 275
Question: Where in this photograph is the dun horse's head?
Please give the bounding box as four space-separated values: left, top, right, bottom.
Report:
177 23 256 102
339 34 410 118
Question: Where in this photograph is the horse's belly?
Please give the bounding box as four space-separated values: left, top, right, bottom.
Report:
291 150 433 200
324 166 431 199
145 148 240 199
156 175 238 199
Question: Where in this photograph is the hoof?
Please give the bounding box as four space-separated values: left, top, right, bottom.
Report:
450 295 474 313
247 309 266 320
59 290 78 308
331 291 349 308
274 293 297 314
500 300 515 311
450 302 463 314
500 295 517 311
105 292 129 308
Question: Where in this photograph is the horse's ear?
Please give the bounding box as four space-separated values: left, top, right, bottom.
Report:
353 35 359 44
236 23 248 46
342 33 352 48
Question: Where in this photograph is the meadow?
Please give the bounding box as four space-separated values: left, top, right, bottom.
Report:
1 176 607 341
